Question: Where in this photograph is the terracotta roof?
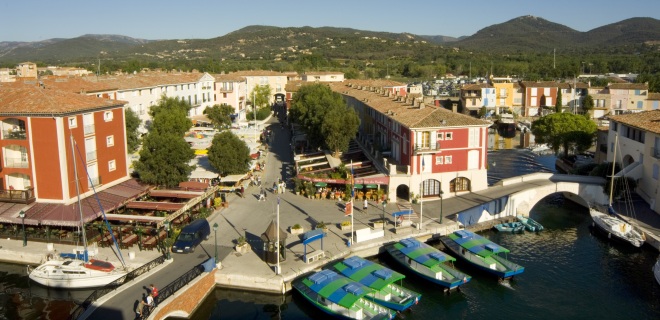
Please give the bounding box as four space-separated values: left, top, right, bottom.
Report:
462 83 493 90
328 82 490 129
225 70 287 77
285 80 307 92
648 92 660 100
41 71 209 93
0 84 126 115
212 73 246 82
303 71 344 75
609 110 660 134
125 201 185 211
608 83 648 90
343 79 406 87
519 81 559 88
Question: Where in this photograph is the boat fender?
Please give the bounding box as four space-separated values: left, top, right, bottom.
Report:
608 233 611 239
415 297 419 304
463 276 467 283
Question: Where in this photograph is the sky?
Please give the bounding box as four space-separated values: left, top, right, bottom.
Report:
1 0 659 42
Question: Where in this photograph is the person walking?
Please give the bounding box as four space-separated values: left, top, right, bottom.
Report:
363 198 369 212
259 188 265 201
273 181 278 194
240 186 245 198
146 293 155 312
135 300 146 319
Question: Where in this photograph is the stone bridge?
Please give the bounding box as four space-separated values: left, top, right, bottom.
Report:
455 173 608 226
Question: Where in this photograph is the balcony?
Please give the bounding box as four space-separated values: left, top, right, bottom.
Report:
413 144 441 154
0 187 35 204
2 130 26 140
4 157 29 168
218 87 234 93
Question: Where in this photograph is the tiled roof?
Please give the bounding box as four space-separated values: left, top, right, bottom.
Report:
212 73 246 82
0 84 126 115
609 110 660 134
608 83 648 90
41 71 208 93
648 92 660 100
342 79 406 87
519 81 559 88
304 71 344 75
462 83 493 90
328 82 490 129
285 80 306 92
225 70 287 77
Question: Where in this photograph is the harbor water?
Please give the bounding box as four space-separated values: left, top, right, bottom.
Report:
0 150 659 319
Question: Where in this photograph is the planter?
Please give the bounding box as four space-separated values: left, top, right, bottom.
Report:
339 223 352 231
235 243 250 254
290 226 304 235
372 221 385 229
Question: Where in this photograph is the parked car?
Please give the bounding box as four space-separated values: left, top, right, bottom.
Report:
172 219 211 253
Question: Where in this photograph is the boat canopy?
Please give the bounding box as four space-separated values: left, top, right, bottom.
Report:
392 210 414 217
449 230 510 257
396 238 455 267
301 229 325 245
304 270 370 308
334 256 405 291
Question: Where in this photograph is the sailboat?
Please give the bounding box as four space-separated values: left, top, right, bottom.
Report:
28 136 129 288
589 134 645 248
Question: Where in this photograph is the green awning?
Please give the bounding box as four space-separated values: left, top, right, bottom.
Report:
366 184 378 189
353 184 363 189
315 182 328 187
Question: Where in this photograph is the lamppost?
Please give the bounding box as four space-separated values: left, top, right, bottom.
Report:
213 222 219 263
439 190 444 224
381 199 387 231
19 210 26 246
163 220 170 238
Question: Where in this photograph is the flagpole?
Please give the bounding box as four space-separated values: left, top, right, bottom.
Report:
276 196 280 275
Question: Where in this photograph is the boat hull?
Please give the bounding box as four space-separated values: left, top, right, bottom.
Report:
440 236 524 280
386 246 470 290
28 259 127 289
493 222 525 233
367 292 417 312
516 215 544 232
590 209 644 248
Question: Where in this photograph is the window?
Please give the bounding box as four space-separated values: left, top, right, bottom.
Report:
104 111 113 122
546 97 553 106
543 88 550 96
445 133 453 140
450 177 471 192
531 88 538 96
435 155 443 165
68 117 77 128
419 132 430 148
531 97 537 106
106 135 114 147
654 164 659 180
445 156 452 164
108 160 116 172
437 132 444 140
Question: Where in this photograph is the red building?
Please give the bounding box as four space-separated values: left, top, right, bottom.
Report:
519 81 559 117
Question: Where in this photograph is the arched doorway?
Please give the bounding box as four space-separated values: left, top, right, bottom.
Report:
396 184 409 201
450 177 471 192
622 154 635 167
421 179 442 198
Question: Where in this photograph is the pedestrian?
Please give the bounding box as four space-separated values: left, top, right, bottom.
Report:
146 293 155 310
149 284 159 305
257 176 262 186
363 199 368 212
240 186 245 198
135 300 146 319
259 188 265 201
264 188 268 200
273 181 278 194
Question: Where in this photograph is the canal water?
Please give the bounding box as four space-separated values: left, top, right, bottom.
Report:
0 150 659 319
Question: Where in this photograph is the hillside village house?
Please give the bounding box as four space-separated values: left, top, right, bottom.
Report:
212 73 247 120
519 81 558 117
301 71 344 82
16 62 37 78
607 110 660 215
608 83 649 113
328 81 491 202
460 83 495 115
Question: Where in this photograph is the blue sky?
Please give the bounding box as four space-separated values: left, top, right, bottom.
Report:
1 0 659 42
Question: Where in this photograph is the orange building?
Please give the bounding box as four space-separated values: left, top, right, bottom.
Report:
0 83 129 206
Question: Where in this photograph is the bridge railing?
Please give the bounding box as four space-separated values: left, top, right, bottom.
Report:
68 254 167 320
139 262 206 319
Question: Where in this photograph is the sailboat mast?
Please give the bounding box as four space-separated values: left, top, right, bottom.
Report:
70 134 89 259
608 134 619 206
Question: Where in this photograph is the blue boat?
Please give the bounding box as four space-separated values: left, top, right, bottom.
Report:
331 256 421 311
293 269 395 320
516 215 544 232
493 221 525 233
386 238 471 290
440 229 524 280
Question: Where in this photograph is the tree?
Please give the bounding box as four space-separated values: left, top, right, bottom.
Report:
555 89 563 113
204 104 234 129
251 85 272 110
124 107 141 153
531 113 597 158
207 131 251 176
134 97 195 187
582 94 594 117
290 84 360 154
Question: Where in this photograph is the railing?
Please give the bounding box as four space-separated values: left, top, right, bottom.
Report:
4 157 29 168
0 187 35 204
413 144 441 153
68 255 167 320
2 130 26 140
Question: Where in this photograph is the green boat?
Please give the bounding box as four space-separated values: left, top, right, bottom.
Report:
331 256 421 311
516 215 544 232
293 269 395 320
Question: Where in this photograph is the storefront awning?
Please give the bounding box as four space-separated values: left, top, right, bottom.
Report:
149 190 203 199
125 201 185 211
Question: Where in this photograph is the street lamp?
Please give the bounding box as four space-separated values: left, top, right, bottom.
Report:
163 220 170 238
213 222 219 263
19 210 26 246
381 199 387 231
439 190 444 224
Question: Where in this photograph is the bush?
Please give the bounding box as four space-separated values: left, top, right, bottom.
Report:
316 221 327 229
246 107 271 120
340 221 351 227
292 223 302 230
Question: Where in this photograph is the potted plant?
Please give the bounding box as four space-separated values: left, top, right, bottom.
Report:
290 224 304 235
339 220 352 231
293 178 303 195
315 221 328 232
410 192 418 204
235 236 250 254
372 219 386 229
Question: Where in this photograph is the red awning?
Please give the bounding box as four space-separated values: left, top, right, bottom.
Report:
178 181 210 191
125 201 185 211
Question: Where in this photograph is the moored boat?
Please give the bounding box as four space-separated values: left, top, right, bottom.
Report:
516 215 544 232
440 229 524 280
331 256 421 311
293 269 395 320
653 256 660 286
493 222 525 233
590 206 645 248
386 238 471 290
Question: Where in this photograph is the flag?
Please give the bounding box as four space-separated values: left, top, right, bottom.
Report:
350 161 355 198
421 157 426 172
345 202 353 216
